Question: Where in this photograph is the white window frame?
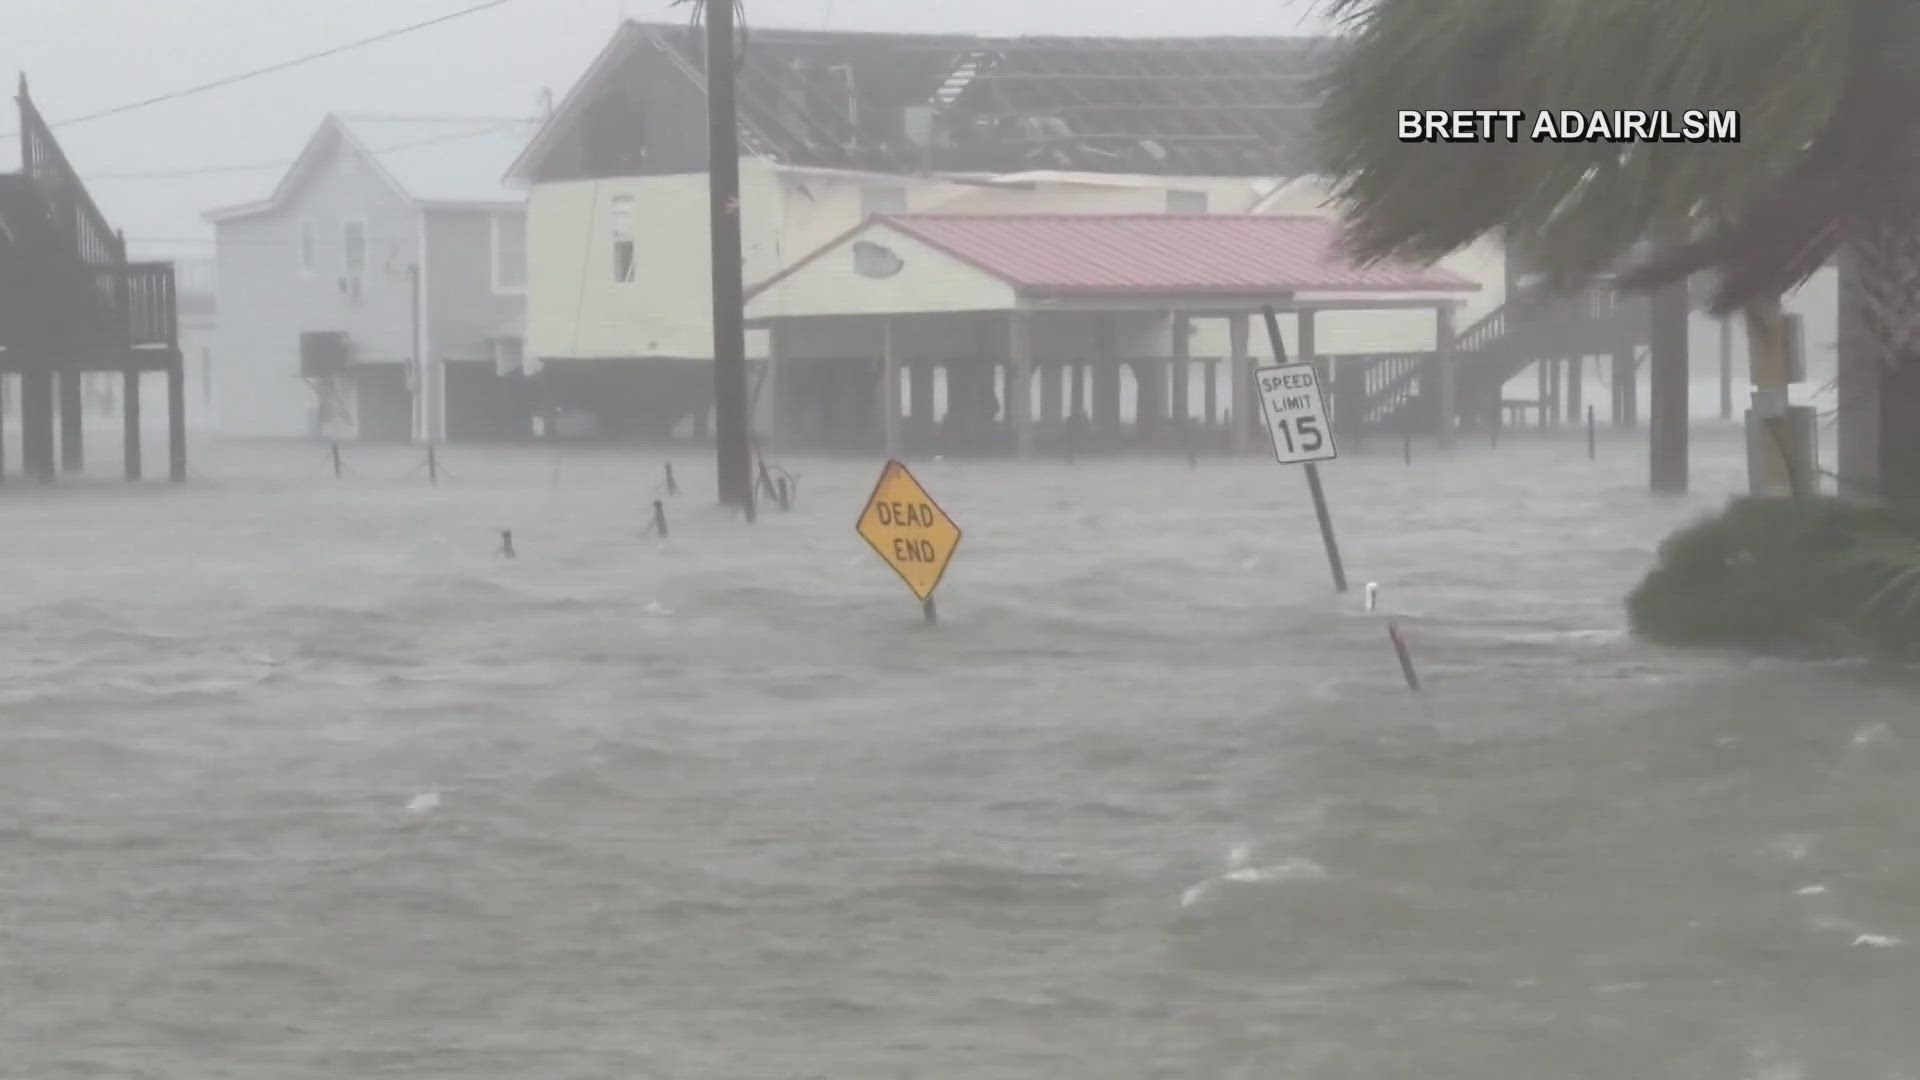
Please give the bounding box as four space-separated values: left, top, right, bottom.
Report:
610 195 637 285
341 218 367 277
298 220 317 277
490 211 528 295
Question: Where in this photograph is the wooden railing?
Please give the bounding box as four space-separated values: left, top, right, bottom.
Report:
111 262 178 348
1350 352 1427 426
16 77 123 273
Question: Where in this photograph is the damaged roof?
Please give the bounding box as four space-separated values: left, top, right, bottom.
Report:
508 20 1333 183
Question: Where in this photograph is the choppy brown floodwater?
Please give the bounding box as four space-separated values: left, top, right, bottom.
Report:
1 429 1915 1079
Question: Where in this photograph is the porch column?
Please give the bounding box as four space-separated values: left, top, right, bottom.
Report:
1298 310 1322 427
1543 351 1559 422
1170 313 1190 435
1229 312 1253 453
909 359 935 447
1435 304 1457 447
21 369 54 482
1132 359 1165 440
1202 351 1218 430
1836 247 1878 497
880 317 902 457
59 369 83 472
1648 279 1689 494
122 369 142 480
1008 310 1035 457
1039 358 1063 435
1070 361 1087 433
1091 314 1121 444
168 355 187 482
1613 349 1640 428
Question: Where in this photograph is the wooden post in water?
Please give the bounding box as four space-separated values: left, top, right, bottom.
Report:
665 461 679 495
427 444 439 485
331 441 343 479
652 499 669 539
1388 620 1422 692
1587 405 1596 460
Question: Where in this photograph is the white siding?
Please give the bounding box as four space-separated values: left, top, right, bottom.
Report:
748 223 1017 321
212 133 421 437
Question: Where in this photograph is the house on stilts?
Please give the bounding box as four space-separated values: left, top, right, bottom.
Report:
0 78 184 482
507 22 1654 455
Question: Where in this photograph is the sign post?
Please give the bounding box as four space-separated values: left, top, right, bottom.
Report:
1258 307 1348 594
857 460 963 624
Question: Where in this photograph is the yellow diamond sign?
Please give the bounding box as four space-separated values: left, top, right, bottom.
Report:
857 459 962 602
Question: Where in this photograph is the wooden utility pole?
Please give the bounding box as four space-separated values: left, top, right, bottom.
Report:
702 0 754 514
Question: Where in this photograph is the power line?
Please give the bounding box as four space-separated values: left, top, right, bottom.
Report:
2 0 523 139
87 124 529 181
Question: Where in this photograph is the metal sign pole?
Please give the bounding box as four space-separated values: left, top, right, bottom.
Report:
1260 306 1348 594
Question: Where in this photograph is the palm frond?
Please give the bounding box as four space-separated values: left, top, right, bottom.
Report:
1316 0 1854 290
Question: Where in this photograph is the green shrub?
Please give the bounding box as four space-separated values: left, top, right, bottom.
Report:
1627 495 1920 659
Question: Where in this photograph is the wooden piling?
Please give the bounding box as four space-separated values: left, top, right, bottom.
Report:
167 358 186 482
58 370 82 473
427 444 439 485
1388 620 1421 692
21 369 54 482
121 369 140 480
652 499 669 538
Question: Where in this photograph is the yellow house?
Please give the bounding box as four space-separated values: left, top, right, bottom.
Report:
501 21 1348 439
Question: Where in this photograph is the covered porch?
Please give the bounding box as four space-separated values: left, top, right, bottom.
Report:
743 214 1479 457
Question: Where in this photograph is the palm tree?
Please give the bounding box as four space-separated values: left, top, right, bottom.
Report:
1315 0 1920 503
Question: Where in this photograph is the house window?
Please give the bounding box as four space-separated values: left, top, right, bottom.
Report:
342 220 366 275
492 212 527 293
610 195 636 283
299 221 317 274
1167 189 1209 215
862 184 907 216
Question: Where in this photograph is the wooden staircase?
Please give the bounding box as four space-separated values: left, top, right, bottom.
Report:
1348 282 1651 436
0 75 182 482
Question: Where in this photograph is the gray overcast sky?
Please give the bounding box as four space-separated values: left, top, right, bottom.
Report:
2 0 1334 251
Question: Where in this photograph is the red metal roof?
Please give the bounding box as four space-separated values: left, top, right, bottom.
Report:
875 214 1478 297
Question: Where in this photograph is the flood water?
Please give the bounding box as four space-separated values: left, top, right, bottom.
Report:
2 429 1915 1078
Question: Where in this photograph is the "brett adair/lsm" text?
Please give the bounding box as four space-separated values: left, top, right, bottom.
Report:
1398 109 1740 143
